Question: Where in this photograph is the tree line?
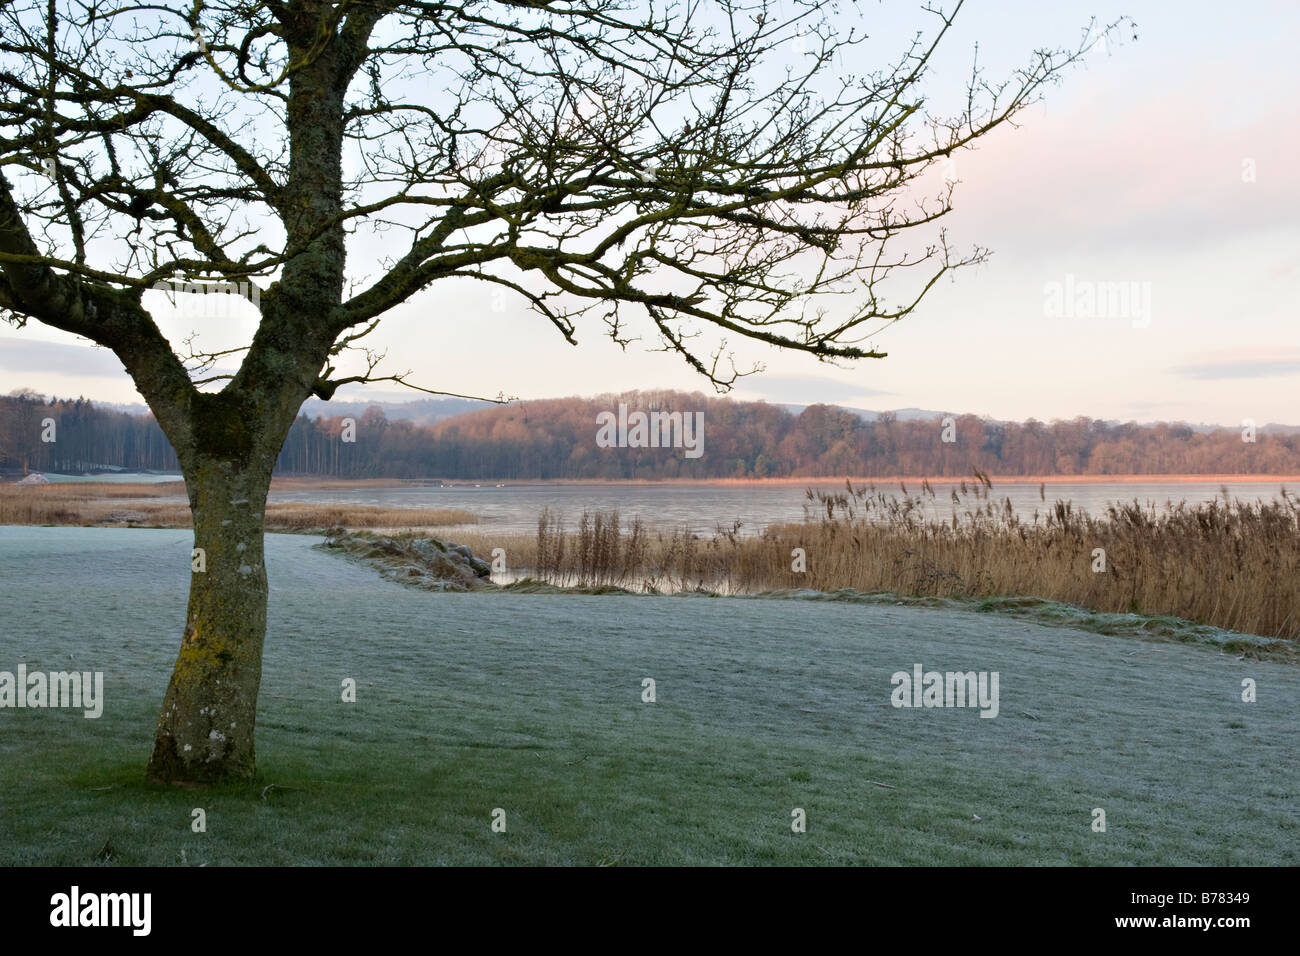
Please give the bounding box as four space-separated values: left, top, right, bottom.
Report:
4 388 1298 480
0 390 178 475
270 391 1300 479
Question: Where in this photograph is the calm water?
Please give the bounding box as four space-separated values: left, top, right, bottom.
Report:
31 471 183 484
263 479 1294 536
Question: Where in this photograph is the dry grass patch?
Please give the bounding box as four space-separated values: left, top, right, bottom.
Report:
0 481 182 524
0 482 475 530
265 504 477 530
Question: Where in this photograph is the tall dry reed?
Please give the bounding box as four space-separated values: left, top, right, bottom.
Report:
522 479 1300 639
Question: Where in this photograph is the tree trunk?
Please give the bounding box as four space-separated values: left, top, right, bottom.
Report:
146 457 273 784
142 24 347 784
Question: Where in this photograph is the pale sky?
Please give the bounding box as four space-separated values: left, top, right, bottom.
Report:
3 0 1298 426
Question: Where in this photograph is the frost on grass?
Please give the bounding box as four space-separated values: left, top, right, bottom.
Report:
744 589 1297 663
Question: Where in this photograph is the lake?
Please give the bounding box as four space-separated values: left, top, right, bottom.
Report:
20 473 1294 536
264 478 1295 536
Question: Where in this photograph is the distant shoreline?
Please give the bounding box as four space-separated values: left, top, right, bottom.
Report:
8 472 1299 488
329 474 1300 487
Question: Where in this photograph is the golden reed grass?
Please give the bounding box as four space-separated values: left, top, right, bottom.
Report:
513 478 1300 640
0 481 476 530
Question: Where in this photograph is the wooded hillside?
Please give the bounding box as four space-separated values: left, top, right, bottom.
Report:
4 389 1297 479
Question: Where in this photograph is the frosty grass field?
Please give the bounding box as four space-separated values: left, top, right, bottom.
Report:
1 526 1295 865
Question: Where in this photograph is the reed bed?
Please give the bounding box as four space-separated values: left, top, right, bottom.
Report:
0 482 475 530
516 478 1300 640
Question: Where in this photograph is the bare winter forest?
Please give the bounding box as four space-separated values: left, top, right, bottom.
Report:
4 389 1298 480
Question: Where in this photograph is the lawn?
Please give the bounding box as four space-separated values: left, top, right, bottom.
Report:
0 527 1294 865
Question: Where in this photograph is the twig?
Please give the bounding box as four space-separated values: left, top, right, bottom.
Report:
260 783 306 800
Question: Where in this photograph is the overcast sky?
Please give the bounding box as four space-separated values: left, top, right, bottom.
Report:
3 0 1297 425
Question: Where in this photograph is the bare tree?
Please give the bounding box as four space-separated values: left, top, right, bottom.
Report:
0 0 1124 783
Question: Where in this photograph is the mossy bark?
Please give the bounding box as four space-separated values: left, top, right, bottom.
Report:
146 460 274 783
142 371 332 785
